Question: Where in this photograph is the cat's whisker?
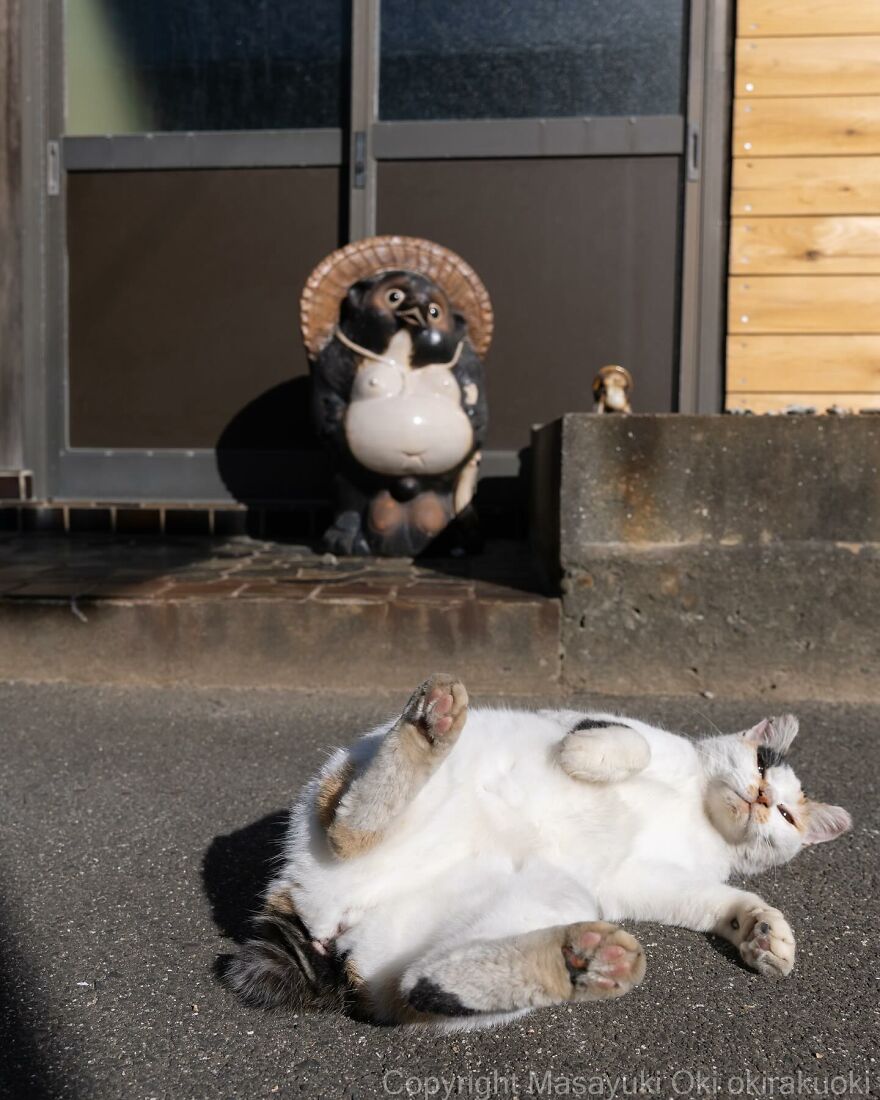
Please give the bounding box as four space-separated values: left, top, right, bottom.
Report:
695 708 724 737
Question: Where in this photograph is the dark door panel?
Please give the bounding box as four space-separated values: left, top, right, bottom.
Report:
67 167 341 450
378 157 682 450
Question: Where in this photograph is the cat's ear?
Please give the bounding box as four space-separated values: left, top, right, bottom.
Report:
803 801 852 845
741 714 799 754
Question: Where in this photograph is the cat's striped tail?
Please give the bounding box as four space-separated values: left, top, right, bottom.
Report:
222 893 348 1013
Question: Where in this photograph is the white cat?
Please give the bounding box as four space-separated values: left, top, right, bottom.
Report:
225 674 851 1030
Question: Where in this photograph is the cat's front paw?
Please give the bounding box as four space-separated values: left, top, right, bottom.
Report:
562 921 647 1001
739 907 795 977
402 673 469 746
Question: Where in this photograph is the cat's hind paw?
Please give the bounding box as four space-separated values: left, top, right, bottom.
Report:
562 922 647 1001
739 907 795 978
402 673 469 745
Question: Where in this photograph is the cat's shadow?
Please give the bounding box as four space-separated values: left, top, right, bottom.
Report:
704 932 752 971
202 809 290 946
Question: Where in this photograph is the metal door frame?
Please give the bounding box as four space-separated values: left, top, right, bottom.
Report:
21 0 731 502
679 0 734 414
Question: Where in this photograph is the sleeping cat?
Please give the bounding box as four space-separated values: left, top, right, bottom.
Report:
225 673 852 1029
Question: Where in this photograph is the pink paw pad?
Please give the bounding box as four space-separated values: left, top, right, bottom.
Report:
596 944 633 980
564 923 646 1000
406 676 468 744
427 688 454 734
572 930 603 952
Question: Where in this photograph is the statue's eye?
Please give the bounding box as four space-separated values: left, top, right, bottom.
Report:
778 805 796 826
386 289 404 307
428 303 441 319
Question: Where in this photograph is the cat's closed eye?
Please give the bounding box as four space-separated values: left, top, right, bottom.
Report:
778 805 796 826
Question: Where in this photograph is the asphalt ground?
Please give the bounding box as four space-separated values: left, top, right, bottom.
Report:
1 681 876 1100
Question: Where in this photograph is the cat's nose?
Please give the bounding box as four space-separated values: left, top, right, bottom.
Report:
754 787 771 807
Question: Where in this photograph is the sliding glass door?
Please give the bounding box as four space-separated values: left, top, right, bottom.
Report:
33 0 720 503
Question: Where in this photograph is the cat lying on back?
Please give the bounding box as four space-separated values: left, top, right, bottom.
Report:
225 674 852 1029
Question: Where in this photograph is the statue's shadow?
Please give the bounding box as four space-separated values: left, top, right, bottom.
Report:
215 377 330 539
202 809 290 946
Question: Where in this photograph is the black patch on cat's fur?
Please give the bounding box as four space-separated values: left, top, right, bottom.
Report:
221 906 348 1014
205 811 351 1015
572 717 626 732
408 977 478 1017
757 745 787 771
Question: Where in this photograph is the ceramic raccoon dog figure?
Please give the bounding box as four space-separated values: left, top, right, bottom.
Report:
225 674 852 1030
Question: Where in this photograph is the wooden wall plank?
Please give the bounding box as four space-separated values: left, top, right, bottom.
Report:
0 0 23 471
734 96 880 157
730 36 880 98
738 0 880 38
729 276 880 333
737 36 880 98
731 215 880 274
727 335 880 391
726 392 880 412
732 157 880 215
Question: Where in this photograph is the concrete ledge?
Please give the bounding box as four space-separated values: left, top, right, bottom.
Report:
534 415 880 701
558 414 880 551
563 541 878 699
0 595 560 693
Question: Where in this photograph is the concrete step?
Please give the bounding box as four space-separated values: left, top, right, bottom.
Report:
533 414 880 702
0 535 560 692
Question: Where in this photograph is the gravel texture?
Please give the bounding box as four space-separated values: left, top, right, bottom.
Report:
1 681 876 1100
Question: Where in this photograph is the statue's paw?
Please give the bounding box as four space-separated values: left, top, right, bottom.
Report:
323 512 371 556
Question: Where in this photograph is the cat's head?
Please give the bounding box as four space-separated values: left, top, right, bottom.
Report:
699 715 851 874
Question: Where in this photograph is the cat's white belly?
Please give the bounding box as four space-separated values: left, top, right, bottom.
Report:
340 856 603 983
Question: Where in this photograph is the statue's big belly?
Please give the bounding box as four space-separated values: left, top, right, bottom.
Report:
345 396 473 477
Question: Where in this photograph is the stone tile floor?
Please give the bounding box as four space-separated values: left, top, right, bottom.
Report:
0 534 549 606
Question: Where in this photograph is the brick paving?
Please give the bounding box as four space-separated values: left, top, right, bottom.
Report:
0 533 546 606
